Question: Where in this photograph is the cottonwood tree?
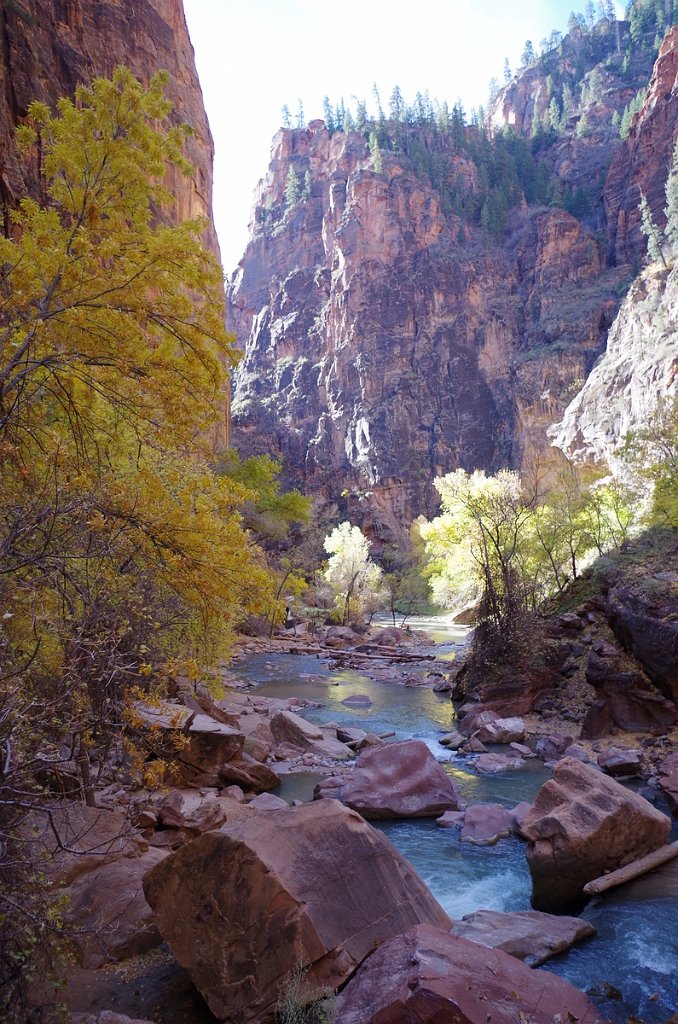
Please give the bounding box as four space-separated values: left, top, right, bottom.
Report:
421 469 537 659
622 395 678 526
322 521 386 625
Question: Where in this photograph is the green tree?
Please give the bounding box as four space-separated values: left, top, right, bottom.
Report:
369 130 383 173
521 39 536 66
664 137 678 252
420 470 537 656
623 396 678 526
639 190 667 266
217 451 310 546
285 165 301 207
322 96 335 133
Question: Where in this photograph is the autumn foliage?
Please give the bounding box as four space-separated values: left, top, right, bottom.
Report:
0 68 273 1016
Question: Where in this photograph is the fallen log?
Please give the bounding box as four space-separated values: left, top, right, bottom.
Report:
327 649 436 663
583 841 678 896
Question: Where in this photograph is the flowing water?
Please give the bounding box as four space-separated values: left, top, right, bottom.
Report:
231 619 678 1022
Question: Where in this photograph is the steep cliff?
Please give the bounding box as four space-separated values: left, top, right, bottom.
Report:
552 261 678 468
554 25 678 468
0 0 217 251
228 12 678 537
604 25 678 263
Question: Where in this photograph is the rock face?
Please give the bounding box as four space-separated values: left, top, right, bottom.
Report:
226 16 678 538
604 26 678 264
228 126 621 538
143 800 451 1024
522 757 671 912
0 0 216 248
553 262 678 470
313 739 463 818
333 924 607 1024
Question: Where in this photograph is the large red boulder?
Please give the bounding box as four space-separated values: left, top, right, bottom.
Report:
523 757 671 912
313 739 462 818
143 800 451 1024
333 924 607 1024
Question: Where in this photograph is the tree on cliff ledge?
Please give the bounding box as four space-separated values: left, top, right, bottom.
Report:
0 68 272 1019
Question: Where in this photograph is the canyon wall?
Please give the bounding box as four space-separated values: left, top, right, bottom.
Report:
228 23 678 536
0 0 216 248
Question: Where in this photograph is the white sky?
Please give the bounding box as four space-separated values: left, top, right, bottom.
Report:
182 1 625 272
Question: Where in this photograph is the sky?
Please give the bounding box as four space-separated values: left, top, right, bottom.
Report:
182 0 624 273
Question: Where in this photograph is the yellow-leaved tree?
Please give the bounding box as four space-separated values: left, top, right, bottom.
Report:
0 68 272 1017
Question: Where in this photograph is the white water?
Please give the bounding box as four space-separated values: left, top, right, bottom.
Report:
231 621 678 1023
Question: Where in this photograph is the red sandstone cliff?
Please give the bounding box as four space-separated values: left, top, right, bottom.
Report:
228 17 678 537
228 125 622 537
604 25 678 263
0 0 216 245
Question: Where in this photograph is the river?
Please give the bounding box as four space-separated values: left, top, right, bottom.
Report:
230 617 678 1023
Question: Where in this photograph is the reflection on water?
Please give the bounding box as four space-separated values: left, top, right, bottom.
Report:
233 633 678 1022
236 653 459 743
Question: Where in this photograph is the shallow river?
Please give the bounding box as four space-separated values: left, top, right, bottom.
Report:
231 617 678 1022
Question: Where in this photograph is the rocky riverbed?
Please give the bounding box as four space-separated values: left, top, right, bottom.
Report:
31 617 678 1024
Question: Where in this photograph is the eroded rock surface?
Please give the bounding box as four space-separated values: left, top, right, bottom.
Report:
523 757 671 912
333 924 607 1024
451 908 596 967
143 800 451 1024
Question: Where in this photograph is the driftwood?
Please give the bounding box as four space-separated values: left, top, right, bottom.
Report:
583 841 678 896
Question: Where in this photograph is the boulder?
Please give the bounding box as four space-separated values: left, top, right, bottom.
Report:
438 729 464 748
523 757 671 912
218 752 280 793
510 801 532 837
341 693 372 707
333 924 605 1024
132 701 244 786
460 803 513 845
475 752 523 774
436 809 465 828
458 708 499 737
270 710 353 760
249 792 289 811
336 726 368 746
459 736 488 754
597 748 642 776
475 716 526 744
30 804 167 969
65 845 167 967
313 740 463 819
451 908 596 966
270 708 323 745
153 789 230 833
535 733 573 761
143 801 451 1024
510 741 535 758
